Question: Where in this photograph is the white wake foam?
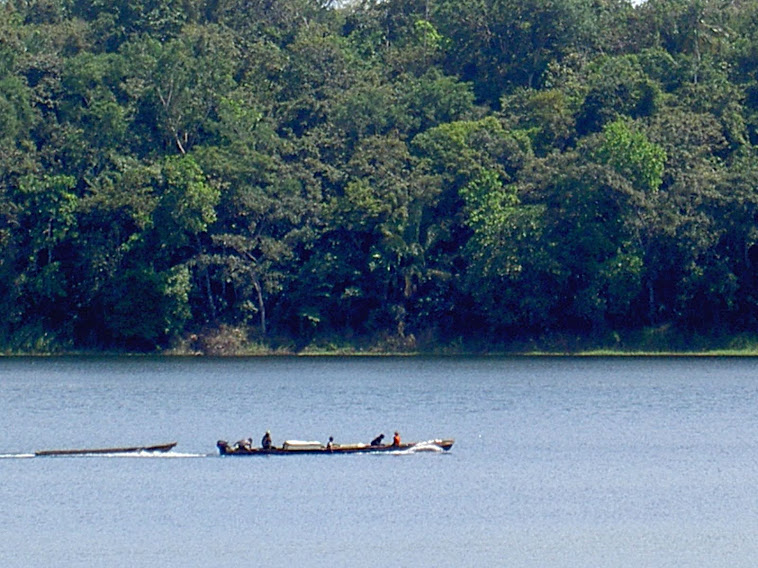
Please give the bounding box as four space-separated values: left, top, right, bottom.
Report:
391 440 445 455
92 451 208 458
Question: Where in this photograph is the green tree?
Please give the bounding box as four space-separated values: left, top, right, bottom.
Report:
103 265 191 349
460 169 552 331
87 155 217 348
334 135 440 339
640 107 730 328
513 150 647 333
192 89 322 337
500 87 577 155
69 158 158 346
2 174 78 348
595 118 666 194
432 0 597 105
412 117 531 335
121 25 238 156
575 54 662 135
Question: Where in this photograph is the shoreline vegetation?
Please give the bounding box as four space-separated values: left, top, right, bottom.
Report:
4 325 758 357
6 1 758 355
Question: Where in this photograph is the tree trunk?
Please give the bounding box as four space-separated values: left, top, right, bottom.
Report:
252 276 266 336
647 280 656 324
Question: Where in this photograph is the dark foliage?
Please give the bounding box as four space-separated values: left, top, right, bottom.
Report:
2 0 758 352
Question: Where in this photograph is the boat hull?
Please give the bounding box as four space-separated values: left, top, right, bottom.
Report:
35 442 177 456
217 439 454 456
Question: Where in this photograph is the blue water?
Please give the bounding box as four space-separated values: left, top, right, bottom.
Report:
2 356 758 567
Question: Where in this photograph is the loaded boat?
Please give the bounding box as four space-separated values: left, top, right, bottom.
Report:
216 438 454 455
35 442 177 456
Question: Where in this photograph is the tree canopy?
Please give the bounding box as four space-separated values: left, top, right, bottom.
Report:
3 0 758 353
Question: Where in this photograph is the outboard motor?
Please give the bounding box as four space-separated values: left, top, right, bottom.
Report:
216 440 230 454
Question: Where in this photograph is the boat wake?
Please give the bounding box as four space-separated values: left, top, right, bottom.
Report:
48 450 209 458
390 440 447 455
66 451 208 458
116 450 208 458
1 451 207 459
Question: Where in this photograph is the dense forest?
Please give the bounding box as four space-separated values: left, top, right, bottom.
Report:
3 0 758 353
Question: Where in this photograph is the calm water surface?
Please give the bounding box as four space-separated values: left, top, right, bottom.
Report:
2 356 758 567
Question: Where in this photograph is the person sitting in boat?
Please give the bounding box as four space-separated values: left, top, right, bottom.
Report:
370 433 385 446
261 430 272 450
326 436 334 451
392 431 401 446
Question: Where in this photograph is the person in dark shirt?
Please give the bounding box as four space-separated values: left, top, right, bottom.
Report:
261 430 272 449
370 433 385 446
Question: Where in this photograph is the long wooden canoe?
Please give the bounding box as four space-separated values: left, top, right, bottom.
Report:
35 442 177 456
217 439 454 456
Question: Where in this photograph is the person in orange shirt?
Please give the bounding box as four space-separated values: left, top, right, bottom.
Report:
392 431 401 446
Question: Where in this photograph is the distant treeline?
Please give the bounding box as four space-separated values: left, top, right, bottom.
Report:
3 0 758 353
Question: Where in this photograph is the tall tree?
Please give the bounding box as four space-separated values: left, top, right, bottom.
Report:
192 90 322 337
121 24 238 156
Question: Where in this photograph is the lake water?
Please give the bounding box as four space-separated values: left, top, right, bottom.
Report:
2 356 758 567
